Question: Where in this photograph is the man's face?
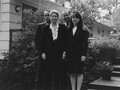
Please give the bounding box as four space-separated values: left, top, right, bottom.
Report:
63 12 70 23
44 11 50 22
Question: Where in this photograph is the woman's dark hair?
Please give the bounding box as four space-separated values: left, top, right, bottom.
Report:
70 11 83 30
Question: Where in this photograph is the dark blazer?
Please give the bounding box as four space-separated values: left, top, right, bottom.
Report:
35 22 47 54
40 24 67 70
66 27 89 61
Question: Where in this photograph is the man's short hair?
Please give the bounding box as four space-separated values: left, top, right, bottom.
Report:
44 9 50 14
62 9 70 15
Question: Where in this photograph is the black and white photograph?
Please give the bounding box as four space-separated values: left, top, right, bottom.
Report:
0 0 120 90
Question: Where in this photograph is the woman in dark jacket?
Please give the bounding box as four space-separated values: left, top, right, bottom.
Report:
40 10 67 89
66 11 89 90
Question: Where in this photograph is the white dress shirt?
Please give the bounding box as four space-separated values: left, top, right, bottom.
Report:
50 23 59 40
72 26 77 36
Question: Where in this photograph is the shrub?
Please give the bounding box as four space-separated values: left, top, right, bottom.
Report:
87 37 120 64
84 37 120 84
1 8 45 89
95 61 113 71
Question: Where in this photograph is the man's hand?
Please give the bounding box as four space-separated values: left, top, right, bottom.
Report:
81 56 86 62
42 53 46 60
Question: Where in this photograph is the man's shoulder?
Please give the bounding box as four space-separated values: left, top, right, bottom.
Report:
83 24 90 32
44 24 49 29
82 30 89 37
37 22 46 26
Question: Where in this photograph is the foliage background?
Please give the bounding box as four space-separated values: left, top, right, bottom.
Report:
83 37 120 87
0 8 45 89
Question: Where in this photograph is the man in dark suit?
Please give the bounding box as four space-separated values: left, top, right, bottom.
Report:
34 9 50 89
62 9 71 29
35 9 50 54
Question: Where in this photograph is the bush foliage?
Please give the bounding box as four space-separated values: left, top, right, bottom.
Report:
88 38 120 63
84 37 120 84
1 8 45 89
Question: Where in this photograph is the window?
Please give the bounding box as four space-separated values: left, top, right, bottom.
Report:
102 34 104 37
102 30 104 33
102 30 104 37
90 34 93 37
98 29 100 34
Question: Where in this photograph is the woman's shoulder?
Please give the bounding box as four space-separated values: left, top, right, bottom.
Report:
44 24 50 29
37 22 46 26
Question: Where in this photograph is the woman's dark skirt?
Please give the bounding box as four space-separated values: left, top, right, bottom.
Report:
66 58 84 74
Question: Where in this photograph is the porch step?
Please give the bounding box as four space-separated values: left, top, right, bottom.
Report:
112 65 120 71
89 76 120 89
88 65 120 90
112 71 120 77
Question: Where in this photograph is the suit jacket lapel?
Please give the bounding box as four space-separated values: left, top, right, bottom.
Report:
57 24 60 39
68 29 74 47
73 27 80 37
70 28 81 46
47 26 53 41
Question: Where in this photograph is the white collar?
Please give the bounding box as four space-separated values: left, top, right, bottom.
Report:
73 26 77 35
50 23 59 30
50 23 59 40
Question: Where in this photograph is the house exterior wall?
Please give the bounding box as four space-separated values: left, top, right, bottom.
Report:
0 0 1 31
0 0 10 59
91 22 113 39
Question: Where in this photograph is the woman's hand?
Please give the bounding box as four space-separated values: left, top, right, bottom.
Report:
81 56 86 62
62 51 66 60
42 53 46 60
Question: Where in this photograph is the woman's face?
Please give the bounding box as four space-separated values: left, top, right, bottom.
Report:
50 12 59 23
72 15 80 25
